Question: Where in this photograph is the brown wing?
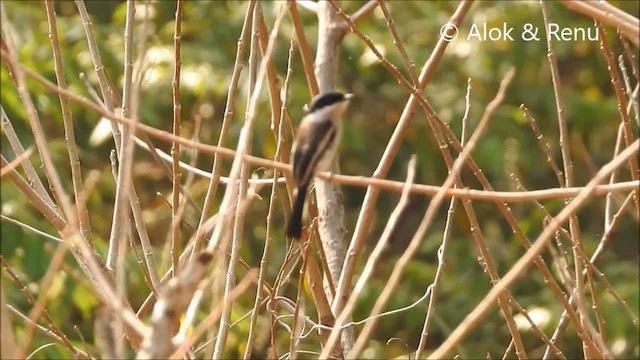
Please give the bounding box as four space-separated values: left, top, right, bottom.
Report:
292 117 336 187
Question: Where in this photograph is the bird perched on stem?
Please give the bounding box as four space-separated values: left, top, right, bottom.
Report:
287 91 353 239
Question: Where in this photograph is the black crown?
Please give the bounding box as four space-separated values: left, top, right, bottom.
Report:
308 91 347 112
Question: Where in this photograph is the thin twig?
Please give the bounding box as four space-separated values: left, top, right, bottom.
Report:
559 0 639 47
244 37 296 359
1 2 74 222
429 139 639 359
377 0 419 85
0 148 32 178
210 4 286 357
287 0 319 95
4 53 638 204
0 105 55 209
320 156 417 358
541 4 602 357
416 78 471 359
4 304 89 359
596 22 639 208
171 0 184 277
313 0 356 352
0 257 80 356
44 0 92 243
329 1 473 333
351 68 516 358
193 0 256 255
17 242 70 358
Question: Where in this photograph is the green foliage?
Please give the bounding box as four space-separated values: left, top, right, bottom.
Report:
1 1 638 359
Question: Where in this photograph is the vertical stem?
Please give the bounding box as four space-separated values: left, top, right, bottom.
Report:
314 0 354 353
171 0 184 277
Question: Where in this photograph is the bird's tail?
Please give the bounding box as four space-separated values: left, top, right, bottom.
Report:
287 186 307 239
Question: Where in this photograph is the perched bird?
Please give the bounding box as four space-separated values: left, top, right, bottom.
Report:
287 91 353 239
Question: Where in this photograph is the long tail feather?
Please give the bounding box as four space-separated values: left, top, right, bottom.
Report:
287 186 307 239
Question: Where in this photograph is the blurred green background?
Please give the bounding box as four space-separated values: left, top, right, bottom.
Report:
1 1 638 358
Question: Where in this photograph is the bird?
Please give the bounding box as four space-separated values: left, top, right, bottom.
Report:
287 91 353 239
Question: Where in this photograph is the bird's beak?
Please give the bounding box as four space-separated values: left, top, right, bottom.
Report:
344 93 354 100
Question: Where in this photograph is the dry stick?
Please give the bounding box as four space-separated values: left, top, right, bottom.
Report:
66 227 146 350
374 77 528 359
4 52 636 206
243 38 296 359
0 3 74 224
522 106 565 186
5 304 88 358
559 0 639 47
0 256 81 357
584 262 607 348
459 190 529 358
0 215 61 243
0 263 17 359
588 0 640 29
3 39 632 201
192 1 256 255
80 71 200 216
257 9 295 198
210 5 286 358
75 2 159 297
301 237 341 355
44 0 92 243
0 148 32 178
355 180 638 204
114 3 137 358
214 2 262 356
350 69 516 358
75 0 122 268
2 153 146 349
620 35 640 85
77 79 163 292
106 0 136 277
17 239 70 358
343 0 379 32
313 0 347 290
0 156 68 230
541 3 603 358
543 158 640 357
605 125 627 230
1 107 55 209
313 0 356 353
216 2 262 355
619 55 640 128
74 0 123 163
140 198 268 328
94 306 117 359
128 231 156 300
134 137 286 184
170 0 184 278
322 15 615 352
526 103 597 358
416 78 471 359
429 139 639 359
327 0 473 330
136 252 214 359
512 178 605 359
75 0 117 115
320 156 417 359
290 246 309 360
502 339 515 360
377 0 419 85
169 270 258 358
597 22 640 209
288 0 319 96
